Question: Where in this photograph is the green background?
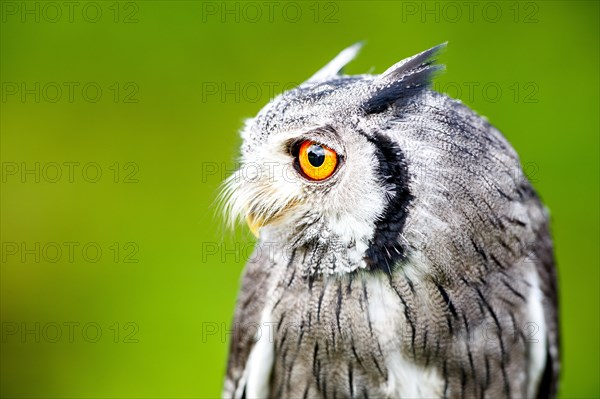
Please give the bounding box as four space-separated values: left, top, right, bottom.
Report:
1 0 598 397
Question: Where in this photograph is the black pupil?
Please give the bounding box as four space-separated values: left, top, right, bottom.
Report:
307 145 326 167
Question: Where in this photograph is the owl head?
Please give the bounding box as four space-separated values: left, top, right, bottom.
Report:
221 43 540 281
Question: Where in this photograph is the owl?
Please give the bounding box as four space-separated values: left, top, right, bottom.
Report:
220 43 559 398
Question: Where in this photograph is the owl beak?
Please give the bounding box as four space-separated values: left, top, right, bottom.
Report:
245 200 298 237
246 212 264 238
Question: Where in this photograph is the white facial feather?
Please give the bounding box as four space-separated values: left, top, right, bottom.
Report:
222 121 391 273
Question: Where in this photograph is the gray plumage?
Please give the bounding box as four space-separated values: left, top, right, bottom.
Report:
220 43 559 398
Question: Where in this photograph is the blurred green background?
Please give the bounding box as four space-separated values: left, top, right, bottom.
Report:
1 0 598 397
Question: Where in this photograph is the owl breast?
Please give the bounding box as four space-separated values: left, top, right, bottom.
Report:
265 262 445 398
237 242 545 399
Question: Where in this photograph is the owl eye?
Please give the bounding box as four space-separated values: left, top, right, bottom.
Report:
296 140 338 181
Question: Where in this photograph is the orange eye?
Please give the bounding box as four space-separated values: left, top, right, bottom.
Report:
297 140 338 181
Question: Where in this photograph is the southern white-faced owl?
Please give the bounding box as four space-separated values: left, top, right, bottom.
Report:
220 43 559 398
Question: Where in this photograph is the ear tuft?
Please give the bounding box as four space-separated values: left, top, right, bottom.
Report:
363 43 447 114
304 42 364 84
380 42 446 82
